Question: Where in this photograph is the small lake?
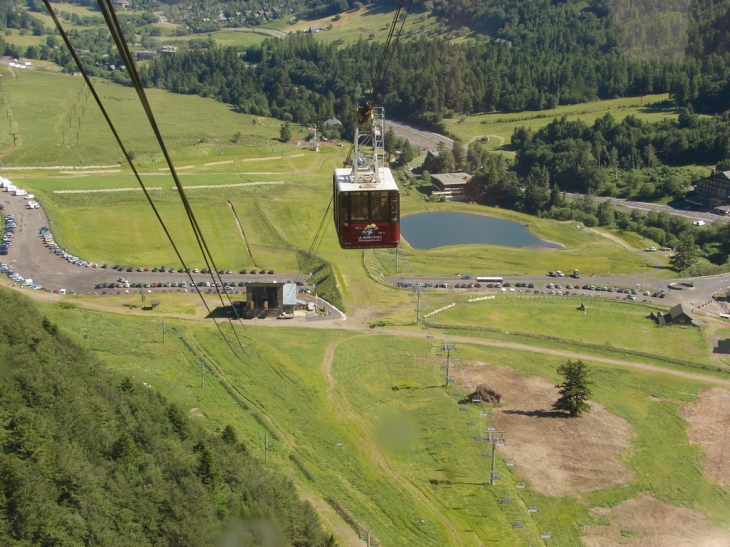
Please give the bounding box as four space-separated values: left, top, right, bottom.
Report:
401 212 561 250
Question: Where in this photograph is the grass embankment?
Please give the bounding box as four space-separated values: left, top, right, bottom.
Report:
286 5 438 45
446 94 672 151
431 297 713 365
161 29 270 48
40 302 730 545
372 201 648 277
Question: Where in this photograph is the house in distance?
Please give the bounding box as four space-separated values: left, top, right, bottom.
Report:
430 172 472 201
648 303 700 327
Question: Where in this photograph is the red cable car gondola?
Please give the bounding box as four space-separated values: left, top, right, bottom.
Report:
333 106 400 249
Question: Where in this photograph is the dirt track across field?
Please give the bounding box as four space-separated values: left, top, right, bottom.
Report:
461 362 634 497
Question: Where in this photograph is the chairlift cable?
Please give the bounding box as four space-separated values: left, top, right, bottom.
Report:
41 0 214 315
96 0 250 346
303 0 412 270
44 0 247 359
295 195 333 285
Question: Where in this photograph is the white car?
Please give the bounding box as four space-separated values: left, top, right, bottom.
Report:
693 220 705 226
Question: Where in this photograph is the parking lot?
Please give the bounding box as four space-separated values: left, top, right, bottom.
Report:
0 186 307 294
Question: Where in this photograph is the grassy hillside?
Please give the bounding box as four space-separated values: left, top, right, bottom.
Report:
0 68 680 319
0 288 333 546
34 294 730 546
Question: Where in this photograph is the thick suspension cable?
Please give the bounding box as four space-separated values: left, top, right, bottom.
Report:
96 0 250 344
44 0 247 358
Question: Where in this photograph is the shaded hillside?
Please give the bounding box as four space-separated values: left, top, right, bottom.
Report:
0 289 333 547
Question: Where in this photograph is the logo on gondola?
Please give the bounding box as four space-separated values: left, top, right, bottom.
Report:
362 224 378 236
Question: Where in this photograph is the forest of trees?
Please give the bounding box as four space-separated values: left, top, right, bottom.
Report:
138 32 682 131
454 135 730 271
6 0 730 129
511 109 730 199
0 289 334 546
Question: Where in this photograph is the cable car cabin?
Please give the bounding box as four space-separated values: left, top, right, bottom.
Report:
334 166 400 249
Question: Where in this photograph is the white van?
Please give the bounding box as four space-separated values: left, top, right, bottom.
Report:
59 289 66 295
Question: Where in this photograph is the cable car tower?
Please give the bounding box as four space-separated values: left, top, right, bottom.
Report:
333 105 400 249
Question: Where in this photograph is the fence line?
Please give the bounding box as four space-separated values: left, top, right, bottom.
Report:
289 453 316 481
468 295 496 302
326 495 380 546
424 320 730 375
424 302 455 318
179 335 283 441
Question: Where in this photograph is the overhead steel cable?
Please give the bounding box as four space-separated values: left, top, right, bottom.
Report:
367 0 410 104
300 0 414 282
96 0 251 345
43 0 247 359
295 195 333 285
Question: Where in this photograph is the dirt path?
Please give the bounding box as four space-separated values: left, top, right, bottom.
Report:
374 327 730 387
14 282 730 388
321 336 471 546
466 134 506 147
589 227 664 273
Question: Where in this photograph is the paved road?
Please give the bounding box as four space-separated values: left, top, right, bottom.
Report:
224 27 286 38
384 119 453 151
386 272 730 311
0 189 307 294
566 193 727 225
4 183 727 310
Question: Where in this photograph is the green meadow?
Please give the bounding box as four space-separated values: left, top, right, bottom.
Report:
286 5 439 45
3 54 728 545
446 94 673 147
429 297 713 365
0 67 693 312
38 302 730 545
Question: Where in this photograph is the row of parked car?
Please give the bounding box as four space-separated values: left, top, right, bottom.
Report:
1 214 15 255
0 262 52 291
40 227 97 267
107 264 276 275
1 177 41 209
95 280 256 290
543 282 665 297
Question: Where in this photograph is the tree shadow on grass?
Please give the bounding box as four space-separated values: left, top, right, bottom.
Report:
501 409 569 419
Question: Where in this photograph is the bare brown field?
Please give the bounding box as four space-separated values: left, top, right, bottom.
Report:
680 387 730 485
461 361 634 497
581 495 730 547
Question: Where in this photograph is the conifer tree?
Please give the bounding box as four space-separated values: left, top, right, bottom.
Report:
553 360 593 417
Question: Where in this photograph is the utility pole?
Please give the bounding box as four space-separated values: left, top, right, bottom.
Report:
259 433 273 463
443 341 457 387
642 258 647 293
149 154 156 169
200 361 206 387
486 430 505 485
395 246 400 273
158 321 166 343
416 286 421 324
10 132 17 146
